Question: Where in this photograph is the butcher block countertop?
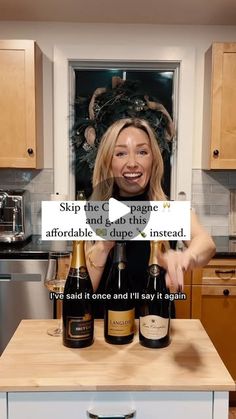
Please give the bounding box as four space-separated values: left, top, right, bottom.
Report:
0 319 234 393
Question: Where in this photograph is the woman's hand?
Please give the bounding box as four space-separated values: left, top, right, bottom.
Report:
157 248 197 292
157 210 216 292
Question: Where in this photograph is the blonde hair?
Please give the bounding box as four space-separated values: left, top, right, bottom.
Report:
92 118 166 200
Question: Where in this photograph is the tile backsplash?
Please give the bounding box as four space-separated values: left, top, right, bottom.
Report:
0 169 53 234
0 168 236 236
192 169 236 236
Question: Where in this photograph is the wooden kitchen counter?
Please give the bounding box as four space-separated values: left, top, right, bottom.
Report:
0 319 234 392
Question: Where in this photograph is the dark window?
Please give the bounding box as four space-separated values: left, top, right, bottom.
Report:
74 68 174 198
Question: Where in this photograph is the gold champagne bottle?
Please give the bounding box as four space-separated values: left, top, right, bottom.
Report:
63 241 94 348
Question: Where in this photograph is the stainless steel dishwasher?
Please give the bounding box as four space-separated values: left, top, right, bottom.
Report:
0 258 53 354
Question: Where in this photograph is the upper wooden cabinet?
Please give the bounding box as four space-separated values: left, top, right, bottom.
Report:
203 43 236 169
0 40 43 168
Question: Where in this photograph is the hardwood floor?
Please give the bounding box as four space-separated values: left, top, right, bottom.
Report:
229 407 236 418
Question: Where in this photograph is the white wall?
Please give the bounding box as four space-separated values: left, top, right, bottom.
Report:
0 22 236 168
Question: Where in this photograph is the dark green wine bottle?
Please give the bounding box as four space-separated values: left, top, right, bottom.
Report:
104 242 135 345
139 241 171 348
63 241 94 348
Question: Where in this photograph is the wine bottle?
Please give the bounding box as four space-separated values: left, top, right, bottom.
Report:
104 242 135 345
63 241 94 348
139 241 171 348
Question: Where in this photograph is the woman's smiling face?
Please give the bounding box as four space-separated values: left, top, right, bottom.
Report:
111 126 153 197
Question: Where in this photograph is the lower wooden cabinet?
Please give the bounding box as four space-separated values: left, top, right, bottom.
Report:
191 259 236 404
192 284 236 376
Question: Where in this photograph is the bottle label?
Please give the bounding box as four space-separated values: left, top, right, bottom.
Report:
69 267 88 279
140 315 169 339
66 314 93 340
108 309 135 336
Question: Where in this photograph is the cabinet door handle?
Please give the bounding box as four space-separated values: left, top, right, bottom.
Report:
87 410 136 419
27 148 34 155
215 269 235 275
223 289 230 296
213 149 219 157
0 274 11 281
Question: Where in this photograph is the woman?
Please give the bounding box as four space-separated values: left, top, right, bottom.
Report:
85 117 215 316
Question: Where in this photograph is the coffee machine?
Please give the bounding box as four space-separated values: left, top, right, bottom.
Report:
0 189 31 242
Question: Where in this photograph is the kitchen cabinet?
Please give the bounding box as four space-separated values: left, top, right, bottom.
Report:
191 258 236 403
0 40 43 168
203 43 236 169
